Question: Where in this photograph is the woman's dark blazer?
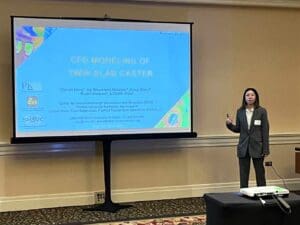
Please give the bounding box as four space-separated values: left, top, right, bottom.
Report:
227 106 269 158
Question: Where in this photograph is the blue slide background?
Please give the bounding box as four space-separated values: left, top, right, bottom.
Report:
15 27 190 133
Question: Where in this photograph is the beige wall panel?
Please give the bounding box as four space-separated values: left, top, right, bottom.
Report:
190 6 300 135
111 144 300 189
0 150 102 196
0 0 299 198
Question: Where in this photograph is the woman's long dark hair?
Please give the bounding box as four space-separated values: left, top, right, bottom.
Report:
241 88 260 109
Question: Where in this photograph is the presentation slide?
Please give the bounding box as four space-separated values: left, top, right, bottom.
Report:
12 17 192 139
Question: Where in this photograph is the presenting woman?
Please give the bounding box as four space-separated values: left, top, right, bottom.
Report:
226 88 270 188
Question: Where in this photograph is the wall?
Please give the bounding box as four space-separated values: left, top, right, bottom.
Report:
0 0 300 211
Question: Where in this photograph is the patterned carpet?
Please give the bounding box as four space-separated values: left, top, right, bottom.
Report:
0 197 206 225
90 215 206 225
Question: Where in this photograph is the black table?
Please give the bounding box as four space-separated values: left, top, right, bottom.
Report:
204 192 300 225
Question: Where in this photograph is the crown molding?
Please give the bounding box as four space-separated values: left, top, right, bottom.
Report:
130 0 300 8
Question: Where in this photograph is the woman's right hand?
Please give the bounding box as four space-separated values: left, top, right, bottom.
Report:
226 114 233 125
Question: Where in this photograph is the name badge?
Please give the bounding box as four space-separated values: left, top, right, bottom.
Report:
254 120 261 126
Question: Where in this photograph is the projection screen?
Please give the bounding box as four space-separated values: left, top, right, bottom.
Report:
11 16 195 143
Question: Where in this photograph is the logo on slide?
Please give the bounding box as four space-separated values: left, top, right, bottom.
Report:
27 96 38 107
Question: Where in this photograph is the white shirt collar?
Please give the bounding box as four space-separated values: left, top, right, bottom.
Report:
246 107 254 113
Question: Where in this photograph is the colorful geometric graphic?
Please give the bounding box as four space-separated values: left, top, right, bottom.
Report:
15 26 56 67
155 91 190 128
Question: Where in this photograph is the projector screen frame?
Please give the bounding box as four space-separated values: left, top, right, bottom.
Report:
11 15 196 144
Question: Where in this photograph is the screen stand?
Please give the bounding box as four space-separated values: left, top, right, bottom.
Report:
84 139 132 212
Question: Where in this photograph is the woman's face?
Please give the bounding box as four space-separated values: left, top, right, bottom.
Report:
245 90 256 105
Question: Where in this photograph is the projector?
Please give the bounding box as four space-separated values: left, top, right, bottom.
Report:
240 186 289 197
